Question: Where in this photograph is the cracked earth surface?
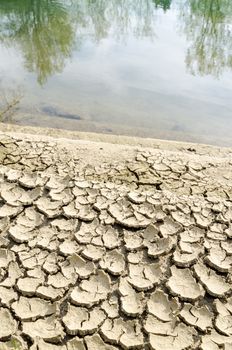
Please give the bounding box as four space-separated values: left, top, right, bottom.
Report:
0 130 232 350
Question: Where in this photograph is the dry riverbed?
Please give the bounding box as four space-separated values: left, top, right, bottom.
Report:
0 124 232 350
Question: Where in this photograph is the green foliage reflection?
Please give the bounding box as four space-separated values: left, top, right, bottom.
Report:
0 0 231 83
153 0 172 12
180 0 232 77
0 0 76 85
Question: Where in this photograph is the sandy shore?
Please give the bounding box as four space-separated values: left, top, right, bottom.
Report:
0 123 232 350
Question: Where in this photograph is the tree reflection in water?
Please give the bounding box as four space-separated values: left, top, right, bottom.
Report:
0 0 231 84
0 0 76 85
153 0 172 12
179 0 232 77
0 0 167 84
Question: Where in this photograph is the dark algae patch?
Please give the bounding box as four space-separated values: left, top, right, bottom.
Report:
41 106 82 121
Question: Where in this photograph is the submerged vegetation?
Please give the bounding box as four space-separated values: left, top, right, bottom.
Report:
0 0 231 84
0 87 22 122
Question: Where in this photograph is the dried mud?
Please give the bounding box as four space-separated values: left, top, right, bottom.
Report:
0 128 232 350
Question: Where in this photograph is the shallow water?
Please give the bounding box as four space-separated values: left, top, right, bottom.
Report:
0 0 231 146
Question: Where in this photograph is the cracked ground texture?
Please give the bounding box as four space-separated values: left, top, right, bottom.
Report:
0 128 232 350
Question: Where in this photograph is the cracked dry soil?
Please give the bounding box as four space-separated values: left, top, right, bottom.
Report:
0 130 232 350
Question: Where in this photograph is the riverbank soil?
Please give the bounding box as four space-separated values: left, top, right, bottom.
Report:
0 124 232 349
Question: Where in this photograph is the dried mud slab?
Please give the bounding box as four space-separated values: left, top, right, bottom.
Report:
128 262 163 291
167 266 204 300
160 218 182 237
108 200 151 228
17 276 45 296
214 299 232 336
85 334 118 350
147 290 179 322
62 304 106 336
0 204 23 218
22 316 64 343
149 323 197 350
12 297 56 321
30 338 67 350
1 183 41 206
0 249 15 268
205 246 232 272
0 287 18 307
194 263 231 297
100 318 144 348
71 270 110 306
0 336 26 350
1 130 232 349
47 272 76 289
0 308 17 340
147 236 175 258
36 285 64 301
119 278 145 316
35 197 62 218
180 303 213 331
100 250 126 275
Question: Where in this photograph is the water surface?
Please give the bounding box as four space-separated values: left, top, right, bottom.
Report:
0 0 231 146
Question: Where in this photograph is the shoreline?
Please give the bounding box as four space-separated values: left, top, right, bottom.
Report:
8 111 232 148
1 122 231 153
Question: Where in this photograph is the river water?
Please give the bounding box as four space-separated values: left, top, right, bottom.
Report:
0 0 231 146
